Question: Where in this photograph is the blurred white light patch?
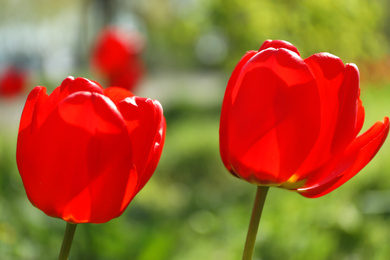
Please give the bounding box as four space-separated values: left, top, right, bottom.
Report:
195 30 228 66
337 203 362 232
188 210 217 234
42 48 75 81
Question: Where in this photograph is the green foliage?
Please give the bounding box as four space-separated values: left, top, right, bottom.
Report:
136 0 389 69
209 0 388 61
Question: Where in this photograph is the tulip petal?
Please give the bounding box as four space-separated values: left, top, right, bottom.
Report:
17 86 48 181
104 86 135 105
298 54 362 177
299 117 389 198
117 95 166 207
354 91 365 137
18 92 133 223
105 86 166 208
32 77 105 131
59 77 103 100
259 39 300 55
141 115 166 185
331 64 360 152
220 50 258 176
18 86 47 134
222 48 321 185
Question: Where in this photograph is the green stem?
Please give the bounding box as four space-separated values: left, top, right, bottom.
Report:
242 186 269 260
58 223 78 260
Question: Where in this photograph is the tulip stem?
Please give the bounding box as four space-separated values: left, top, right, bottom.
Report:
58 223 77 260
242 186 269 260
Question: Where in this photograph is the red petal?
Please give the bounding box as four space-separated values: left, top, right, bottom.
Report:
17 92 133 223
91 27 136 75
331 64 360 153
259 39 300 55
30 77 105 131
17 86 48 184
220 50 258 175
18 86 47 134
59 77 103 98
297 53 357 176
222 48 321 185
354 87 365 137
117 96 166 207
103 86 135 105
299 117 389 198
107 57 145 91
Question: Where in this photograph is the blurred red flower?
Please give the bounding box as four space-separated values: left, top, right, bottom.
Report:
219 40 389 198
91 27 145 91
16 76 165 223
0 66 27 97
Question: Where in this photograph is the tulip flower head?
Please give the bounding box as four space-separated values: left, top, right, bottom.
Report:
219 40 389 198
16 76 165 223
91 26 145 91
0 66 27 97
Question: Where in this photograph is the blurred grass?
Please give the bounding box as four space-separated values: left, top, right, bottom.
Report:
1 78 390 259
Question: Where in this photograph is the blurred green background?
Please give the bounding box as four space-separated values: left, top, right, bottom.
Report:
1 0 390 259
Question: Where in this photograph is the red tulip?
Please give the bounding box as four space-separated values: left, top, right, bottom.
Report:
91 26 145 91
0 66 27 97
106 56 144 91
16 76 165 223
220 40 389 198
